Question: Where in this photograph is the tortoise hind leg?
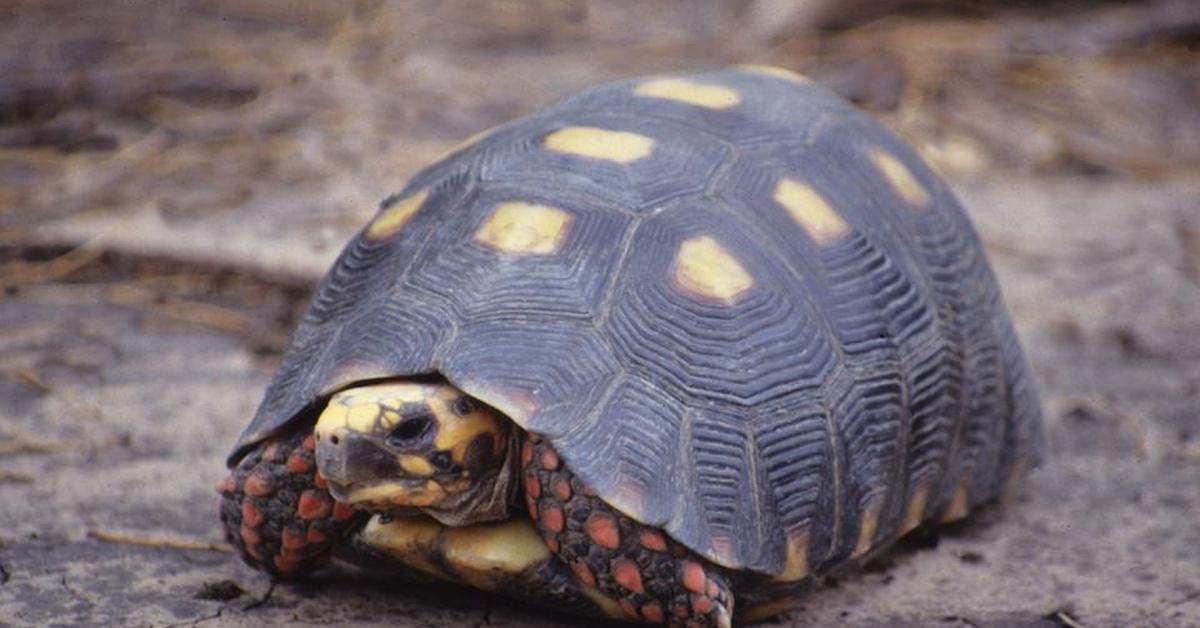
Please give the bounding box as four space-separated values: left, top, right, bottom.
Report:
522 437 734 627
217 425 366 576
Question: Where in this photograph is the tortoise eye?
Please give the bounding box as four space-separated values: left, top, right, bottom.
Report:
387 415 431 446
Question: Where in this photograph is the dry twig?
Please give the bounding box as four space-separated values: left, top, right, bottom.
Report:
87 529 234 554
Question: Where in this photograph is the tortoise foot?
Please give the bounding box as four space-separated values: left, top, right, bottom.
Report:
217 427 366 577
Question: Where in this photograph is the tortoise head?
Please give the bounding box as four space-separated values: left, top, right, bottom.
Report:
313 379 514 524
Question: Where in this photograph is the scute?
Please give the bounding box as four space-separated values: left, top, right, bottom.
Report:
231 67 1043 581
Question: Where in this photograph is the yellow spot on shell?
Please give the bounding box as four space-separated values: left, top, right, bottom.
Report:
634 78 741 109
443 519 551 587
543 126 654 163
672 235 754 304
940 475 972 523
739 64 812 84
869 148 931 208
774 178 850 244
779 531 810 581
474 202 572 255
903 480 931 533
852 500 882 558
366 190 427 241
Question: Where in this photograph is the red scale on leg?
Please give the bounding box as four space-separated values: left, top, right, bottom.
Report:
240 523 261 547
584 512 620 550
541 503 565 533
281 527 307 550
243 472 273 497
241 500 264 528
540 448 560 471
552 478 572 501
298 490 331 520
611 558 644 594
286 452 310 473
215 475 236 494
640 529 668 552
332 501 356 520
641 601 665 623
680 561 707 594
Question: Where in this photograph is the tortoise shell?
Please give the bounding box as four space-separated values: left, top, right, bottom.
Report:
229 66 1043 580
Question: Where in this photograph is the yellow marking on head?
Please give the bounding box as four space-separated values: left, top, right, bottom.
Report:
349 382 438 405
433 399 505 467
543 126 655 163
360 515 452 580
940 475 972 523
347 479 447 507
739 64 812 84
634 78 741 109
774 178 850 245
442 519 551 589
869 148 931 208
852 500 882 558
365 190 428 241
474 202 572 255
314 399 383 437
346 404 382 433
399 455 435 477
903 481 931 533
317 381 453 439
672 235 754 304
780 531 810 581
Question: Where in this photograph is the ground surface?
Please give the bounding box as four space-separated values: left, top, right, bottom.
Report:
1 1 1198 627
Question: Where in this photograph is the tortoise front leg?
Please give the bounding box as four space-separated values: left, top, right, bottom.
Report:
349 514 629 620
522 437 735 627
217 426 366 576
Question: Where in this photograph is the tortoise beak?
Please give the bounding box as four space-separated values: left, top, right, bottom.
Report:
315 428 404 495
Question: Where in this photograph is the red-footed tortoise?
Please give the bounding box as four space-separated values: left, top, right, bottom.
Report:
218 66 1043 626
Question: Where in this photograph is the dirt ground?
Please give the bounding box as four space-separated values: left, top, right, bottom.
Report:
1 1 1198 626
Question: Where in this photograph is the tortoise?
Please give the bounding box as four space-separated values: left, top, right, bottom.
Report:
218 66 1043 626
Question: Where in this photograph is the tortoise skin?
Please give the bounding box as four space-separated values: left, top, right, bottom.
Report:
229 67 1043 580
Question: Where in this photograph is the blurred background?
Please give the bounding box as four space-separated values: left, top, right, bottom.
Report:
1 1 1198 626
